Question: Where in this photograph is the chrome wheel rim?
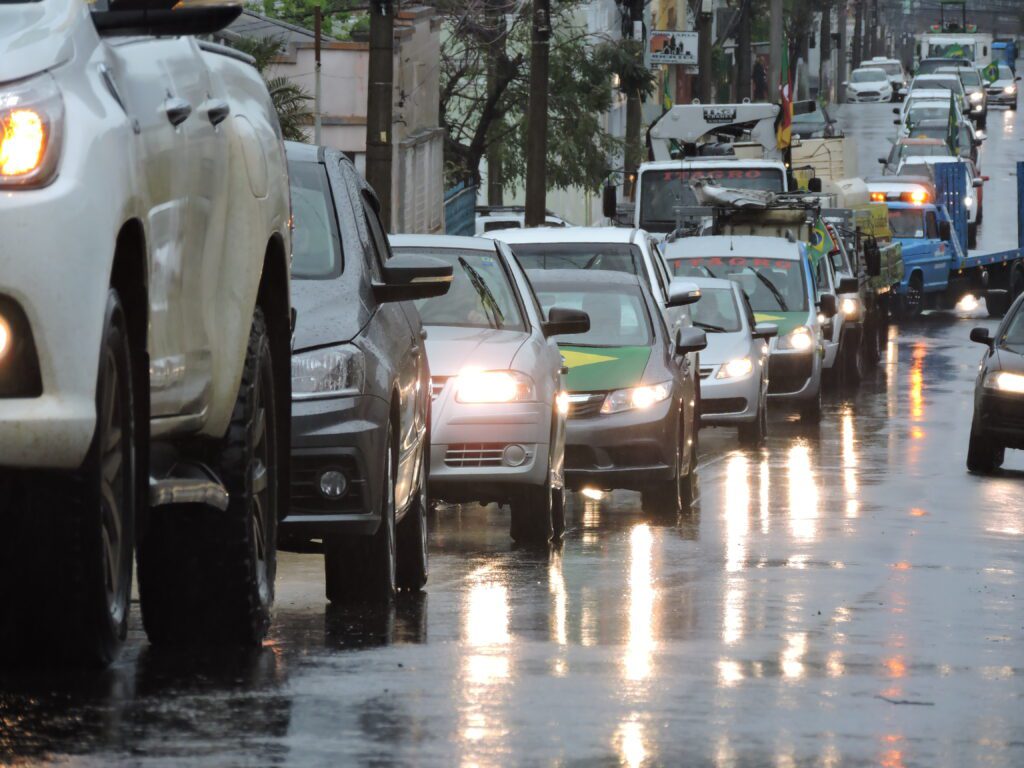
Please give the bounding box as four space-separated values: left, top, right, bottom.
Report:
251 363 271 606
99 346 127 624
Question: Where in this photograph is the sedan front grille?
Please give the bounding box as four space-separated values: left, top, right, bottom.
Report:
445 443 506 467
702 397 748 415
858 91 880 99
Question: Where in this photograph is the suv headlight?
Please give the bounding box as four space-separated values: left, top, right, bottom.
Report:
454 370 535 403
776 326 814 351
600 381 672 414
292 344 365 399
716 357 753 379
969 91 984 103
1004 84 1017 95
0 74 64 188
984 371 1024 394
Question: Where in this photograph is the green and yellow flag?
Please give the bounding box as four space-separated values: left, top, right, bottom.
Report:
807 217 835 266
982 61 1000 83
946 89 959 154
662 67 673 112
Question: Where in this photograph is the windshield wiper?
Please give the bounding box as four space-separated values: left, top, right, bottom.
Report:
693 320 728 332
458 257 505 329
753 270 790 311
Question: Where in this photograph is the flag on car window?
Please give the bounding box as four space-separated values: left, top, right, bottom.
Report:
776 45 793 150
807 217 835 266
982 61 1000 84
946 90 959 154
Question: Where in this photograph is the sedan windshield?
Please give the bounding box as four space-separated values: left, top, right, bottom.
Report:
532 284 652 347
668 256 808 313
690 288 742 332
1001 305 1024 351
510 243 644 276
401 248 525 331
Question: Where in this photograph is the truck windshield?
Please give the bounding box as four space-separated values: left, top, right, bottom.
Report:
510 243 644 276
927 43 975 60
888 209 927 238
667 256 808 312
639 167 786 231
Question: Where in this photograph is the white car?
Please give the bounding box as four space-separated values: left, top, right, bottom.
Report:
860 56 907 100
983 61 1019 108
897 90 965 125
0 0 292 665
389 235 588 544
845 67 893 102
907 73 969 112
475 206 569 235
687 278 776 444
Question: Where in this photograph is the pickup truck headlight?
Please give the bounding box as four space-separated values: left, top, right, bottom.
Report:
454 370 535 403
984 371 1024 394
716 357 753 379
0 74 63 188
969 91 984 103
292 344 365 399
776 326 814 351
600 381 672 414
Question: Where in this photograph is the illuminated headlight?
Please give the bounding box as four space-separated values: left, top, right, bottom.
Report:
454 370 535 403
0 73 63 188
777 326 814 351
556 390 570 416
964 196 973 208
716 357 753 379
600 381 672 414
0 314 9 360
1005 85 1017 95
841 297 861 318
292 344 365 399
969 91 984 103
984 371 1024 394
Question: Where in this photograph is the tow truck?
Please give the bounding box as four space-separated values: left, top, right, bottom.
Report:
915 0 993 68
869 162 1024 317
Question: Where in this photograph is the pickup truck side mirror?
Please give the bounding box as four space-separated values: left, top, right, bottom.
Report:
938 220 952 240
972 177 984 188
969 326 994 348
837 277 860 295
675 327 707 355
372 253 453 303
752 322 778 340
817 294 838 318
666 280 702 307
602 184 618 220
863 240 882 277
543 307 590 338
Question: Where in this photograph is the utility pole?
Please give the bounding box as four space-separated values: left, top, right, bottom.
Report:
366 0 394 230
853 0 863 72
819 2 831 102
624 0 644 201
314 5 322 145
736 0 752 101
837 1 847 102
524 0 551 227
770 0 783 103
697 0 712 103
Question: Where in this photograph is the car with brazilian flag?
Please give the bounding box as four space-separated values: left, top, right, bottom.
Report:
664 235 836 423
527 270 706 514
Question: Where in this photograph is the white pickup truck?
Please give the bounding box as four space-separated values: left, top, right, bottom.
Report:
0 0 292 665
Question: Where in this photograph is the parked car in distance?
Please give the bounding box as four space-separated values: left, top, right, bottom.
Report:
475 205 569 235
527 269 704 513
860 56 907 99
967 296 1024 472
283 143 453 603
983 61 1020 109
845 67 894 102
390 235 588 544
791 103 842 139
687 278 776 444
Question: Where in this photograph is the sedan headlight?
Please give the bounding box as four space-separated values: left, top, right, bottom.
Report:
454 370 535 403
841 297 861 318
984 371 1024 394
776 326 814 351
969 91 984 103
716 357 753 380
292 344 365 399
600 381 672 414
0 73 64 188
1005 85 1017 95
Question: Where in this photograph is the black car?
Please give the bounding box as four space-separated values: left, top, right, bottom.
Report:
282 142 451 601
526 270 705 513
967 295 1024 473
791 103 841 139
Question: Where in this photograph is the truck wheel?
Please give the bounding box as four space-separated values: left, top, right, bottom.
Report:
900 275 924 318
325 425 397 602
139 308 278 646
396 445 428 592
968 222 978 249
966 422 1003 474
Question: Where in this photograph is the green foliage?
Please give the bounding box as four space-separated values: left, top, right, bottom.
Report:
229 36 313 142
594 39 656 101
255 0 354 37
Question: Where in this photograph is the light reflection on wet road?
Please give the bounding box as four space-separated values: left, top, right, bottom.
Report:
2 105 1024 767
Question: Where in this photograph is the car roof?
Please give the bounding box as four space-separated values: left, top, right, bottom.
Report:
284 140 322 163
684 276 740 293
389 234 498 252
663 235 802 260
897 137 947 145
487 226 640 245
526 268 643 288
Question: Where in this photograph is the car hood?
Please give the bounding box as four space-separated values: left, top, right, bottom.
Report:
291 279 369 350
0 0 78 84
990 79 1014 88
701 332 754 366
424 326 528 376
849 81 887 90
558 344 652 393
994 347 1024 373
754 311 810 337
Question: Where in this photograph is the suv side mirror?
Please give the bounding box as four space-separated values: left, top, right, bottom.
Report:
837 276 860 295
969 326 994 348
817 294 838 318
543 307 590 338
863 240 882 277
666 280 702 307
372 254 453 303
676 327 707 354
602 184 618 220
753 322 778 340
938 220 952 240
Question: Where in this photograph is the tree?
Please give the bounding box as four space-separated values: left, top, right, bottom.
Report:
595 39 654 198
229 36 313 141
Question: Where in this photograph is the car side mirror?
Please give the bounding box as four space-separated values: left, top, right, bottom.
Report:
543 307 590 338
666 280 702 307
939 220 952 240
808 177 823 193
969 326 994 348
893 119 901 125
837 277 860 294
863 240 882 277
602 184 618 220
675 327 707 354
972 177 984 188
817 294 838 318
372 253 453 303
752 322 778 340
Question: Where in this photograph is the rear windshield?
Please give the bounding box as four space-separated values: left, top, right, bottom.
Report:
690 287 742 333
510 243 644 276
917 77 963 93
895 143 951 162
288 160 343 280
532 284 653 347
668 255 809 313
907 105 952 124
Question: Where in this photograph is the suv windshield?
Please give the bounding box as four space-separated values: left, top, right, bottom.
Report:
668 255 809 312
639 167 786 231
532 284 652 346
400 248 526 331
690 288 742 332
288 160 343 280
510 243 643 276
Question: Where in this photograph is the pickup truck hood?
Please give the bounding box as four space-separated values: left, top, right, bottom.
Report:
291 279 369 350
0 0 78 84
424 326 528 376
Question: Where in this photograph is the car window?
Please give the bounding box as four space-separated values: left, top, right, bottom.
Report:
396 247 526 332
360 192 391 277
532 284 653 346
510 243 644 276
668 255 809 312
288 160 343 280
690 287 742 332
1001 304 1024 349
925 211 939 238
815 258 832 292
741 291 757 328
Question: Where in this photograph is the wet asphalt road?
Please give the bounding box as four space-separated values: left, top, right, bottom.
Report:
3 105 1024 768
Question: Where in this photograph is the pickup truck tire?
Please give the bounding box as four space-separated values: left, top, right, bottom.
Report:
139 308 278 646
966 422 1003 474
968 223 978 249
324 425 397 603
900 274 924 318
395 445 428 592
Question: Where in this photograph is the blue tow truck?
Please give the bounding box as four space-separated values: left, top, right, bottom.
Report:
875 162 1024 317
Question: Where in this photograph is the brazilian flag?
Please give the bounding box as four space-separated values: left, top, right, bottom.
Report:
807 217 835 267
947 90 959 154
982 61 1000 84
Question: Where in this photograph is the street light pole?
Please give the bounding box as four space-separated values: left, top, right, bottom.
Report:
769 0 783 102
524 0 551 228
366 0 394 230
314 5 322 145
